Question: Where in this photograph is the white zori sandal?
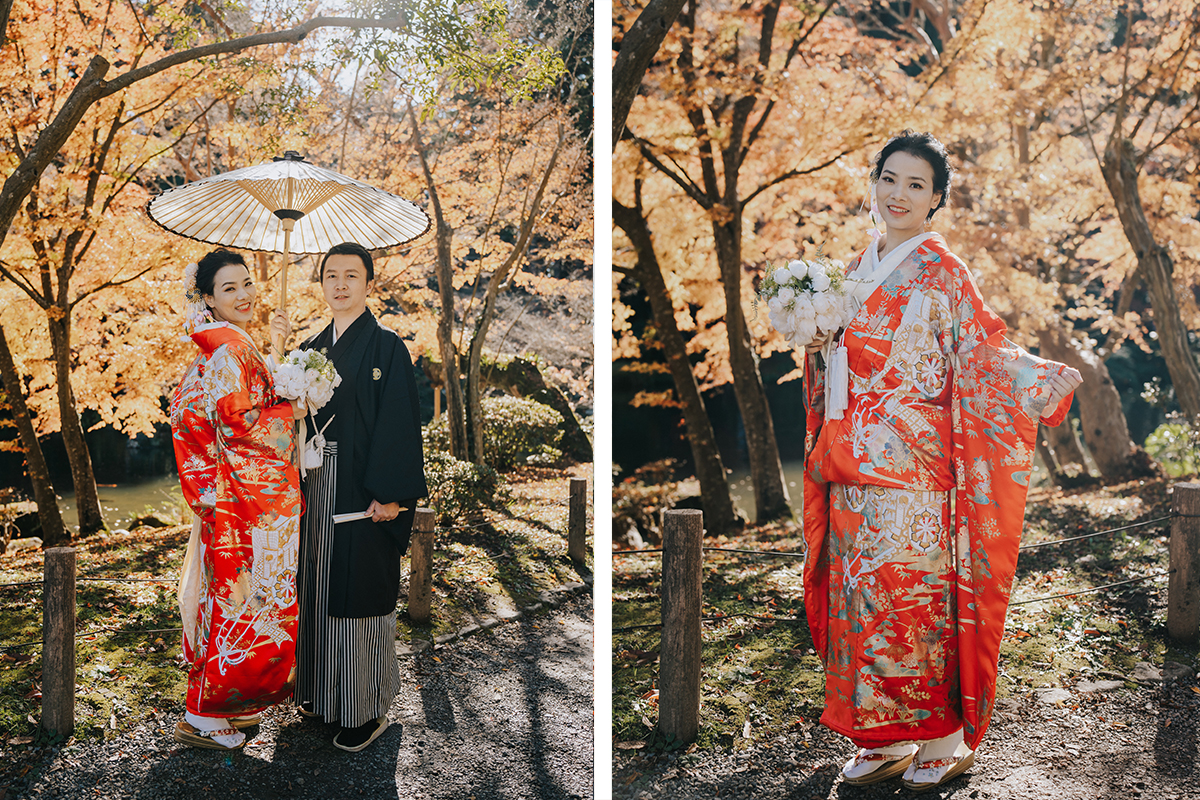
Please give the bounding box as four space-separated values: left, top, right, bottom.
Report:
841 743 919 785
902 729 975 792
174 711 246 750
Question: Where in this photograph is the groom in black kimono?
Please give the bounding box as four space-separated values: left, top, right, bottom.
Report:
294 241 427 752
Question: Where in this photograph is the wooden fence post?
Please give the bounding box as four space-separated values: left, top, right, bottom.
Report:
658 508 703 745
408 508 436 623
1169 482 1200 643
42 547 76 736
568 477 587 562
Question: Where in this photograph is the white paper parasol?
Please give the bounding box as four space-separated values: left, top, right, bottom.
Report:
147 151 431 308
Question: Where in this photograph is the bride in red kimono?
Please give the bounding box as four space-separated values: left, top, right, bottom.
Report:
802 131 1083 790
169 248 304 750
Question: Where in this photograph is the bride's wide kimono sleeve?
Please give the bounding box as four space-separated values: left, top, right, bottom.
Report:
947 263 1070 749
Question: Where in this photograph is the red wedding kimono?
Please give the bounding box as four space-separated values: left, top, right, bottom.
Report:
169 322 301 716
802 234 1073 750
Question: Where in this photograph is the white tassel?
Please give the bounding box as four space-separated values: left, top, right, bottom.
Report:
301 413 335 474
826 342 850 420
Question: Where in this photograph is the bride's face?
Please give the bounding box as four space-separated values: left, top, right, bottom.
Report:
204 264 256 328
875 151 942 240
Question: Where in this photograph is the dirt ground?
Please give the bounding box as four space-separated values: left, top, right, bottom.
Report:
613 656 1199 799
612 477 1200 798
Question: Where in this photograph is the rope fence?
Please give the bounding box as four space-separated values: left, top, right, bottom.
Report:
613 501 1198 636
613 512 1173 560
0 478 591 736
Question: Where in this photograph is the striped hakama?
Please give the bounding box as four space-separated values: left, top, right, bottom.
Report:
296 442 401 727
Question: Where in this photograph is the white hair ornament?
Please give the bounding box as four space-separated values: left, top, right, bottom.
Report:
181 262 215 338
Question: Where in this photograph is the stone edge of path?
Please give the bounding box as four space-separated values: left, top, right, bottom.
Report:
395 576 593 656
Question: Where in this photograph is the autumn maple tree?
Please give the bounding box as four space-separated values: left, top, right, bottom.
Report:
615 0 1200 517
0 0 572 544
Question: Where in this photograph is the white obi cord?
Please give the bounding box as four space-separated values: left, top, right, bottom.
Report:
824 232 935 420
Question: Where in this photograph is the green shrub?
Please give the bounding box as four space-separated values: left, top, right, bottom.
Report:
425 395 564 470
422 449 508 525
1144 422 1199 478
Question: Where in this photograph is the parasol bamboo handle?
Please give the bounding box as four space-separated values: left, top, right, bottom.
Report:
279 217 294 312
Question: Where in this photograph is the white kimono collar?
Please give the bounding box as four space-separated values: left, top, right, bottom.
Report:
850 231 937 304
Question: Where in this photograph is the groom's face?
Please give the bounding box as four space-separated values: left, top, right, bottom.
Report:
321 254 374 317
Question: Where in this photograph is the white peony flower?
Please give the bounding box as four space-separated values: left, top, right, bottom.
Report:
795 317 818 342
793 294 814 316
812 294 833 316
768 297 784 314
777 285 795 305
788 260 809 280
774 265 792 284
810 271 832 292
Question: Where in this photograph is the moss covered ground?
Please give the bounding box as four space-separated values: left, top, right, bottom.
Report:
0 462 591 792
612 477 1197 756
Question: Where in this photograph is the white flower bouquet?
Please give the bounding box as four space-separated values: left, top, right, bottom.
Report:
759 251 854 350
274 348 342 471
274 348 342 413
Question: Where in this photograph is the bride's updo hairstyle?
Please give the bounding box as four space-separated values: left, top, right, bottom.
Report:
869 130 955 221
196 248 248 297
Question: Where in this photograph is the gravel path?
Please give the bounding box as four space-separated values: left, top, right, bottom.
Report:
11 593 594 800
613 664 1200 799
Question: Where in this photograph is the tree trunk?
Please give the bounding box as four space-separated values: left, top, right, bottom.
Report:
1037 325 1156 480
1101 138 1200 422
409 105 467 460
712 214 791 523
0 323 68 546
1044 419 1088 475
46 310 104 534
465 123 567 465
611 0 688 149
1034 432 1069 486
614 196 743 535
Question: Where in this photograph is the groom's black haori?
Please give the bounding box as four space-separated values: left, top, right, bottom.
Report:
304 309 427 616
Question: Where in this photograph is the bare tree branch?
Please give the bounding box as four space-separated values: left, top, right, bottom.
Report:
629 132 711 208
743 147 858 206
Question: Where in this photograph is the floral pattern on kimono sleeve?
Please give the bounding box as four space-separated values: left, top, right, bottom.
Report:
946 251 1074 750
170 355 218 519
203 342 265 440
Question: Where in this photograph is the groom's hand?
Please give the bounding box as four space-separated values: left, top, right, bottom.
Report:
367 499 401 522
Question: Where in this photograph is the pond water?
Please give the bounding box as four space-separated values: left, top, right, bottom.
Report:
56 473 186 534
727 461 806 523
